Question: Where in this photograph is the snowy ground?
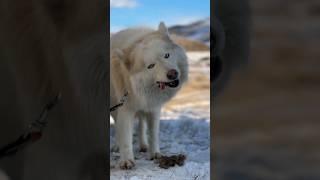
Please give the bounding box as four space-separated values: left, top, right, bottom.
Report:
110 52 210 180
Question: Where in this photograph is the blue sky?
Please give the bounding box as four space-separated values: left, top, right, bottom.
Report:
110 0 210 32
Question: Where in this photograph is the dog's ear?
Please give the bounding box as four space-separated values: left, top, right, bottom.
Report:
158 22 169 36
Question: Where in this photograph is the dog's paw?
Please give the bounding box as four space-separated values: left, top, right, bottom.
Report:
119 159 135 170
139 144 148 152
149 152 162 160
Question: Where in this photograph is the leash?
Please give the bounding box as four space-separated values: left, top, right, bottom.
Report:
109 91 128 112
0 93 61 160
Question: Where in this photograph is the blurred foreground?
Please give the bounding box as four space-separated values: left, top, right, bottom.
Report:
215 0 320 179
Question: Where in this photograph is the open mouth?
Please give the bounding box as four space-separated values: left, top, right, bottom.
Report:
156 79 180 90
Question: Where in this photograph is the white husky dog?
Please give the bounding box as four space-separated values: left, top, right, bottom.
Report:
110 22 188 169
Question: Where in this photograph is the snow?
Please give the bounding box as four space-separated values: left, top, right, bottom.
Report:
187 51 210 79
110 110 210 180
110 52 210 180
188 27 210 42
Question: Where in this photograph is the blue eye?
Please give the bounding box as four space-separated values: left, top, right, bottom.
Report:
164 53 170 59
147 64 155 69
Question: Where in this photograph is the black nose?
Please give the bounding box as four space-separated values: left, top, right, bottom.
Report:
167 69 178 80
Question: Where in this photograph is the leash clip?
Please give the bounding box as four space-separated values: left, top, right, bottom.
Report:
110 91 129 112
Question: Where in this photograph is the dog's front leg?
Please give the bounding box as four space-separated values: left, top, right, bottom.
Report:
116 108 135 169
147 109 162 160
138 118 148 152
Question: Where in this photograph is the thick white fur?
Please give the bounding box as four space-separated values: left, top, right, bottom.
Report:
110 22 188 169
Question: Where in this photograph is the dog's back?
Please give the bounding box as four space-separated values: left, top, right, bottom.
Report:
111 28 154 51
110 27 154 114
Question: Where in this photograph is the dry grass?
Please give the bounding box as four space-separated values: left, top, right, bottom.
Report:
171 35 209 51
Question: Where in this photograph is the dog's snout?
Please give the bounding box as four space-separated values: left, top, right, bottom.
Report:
167 69 178 80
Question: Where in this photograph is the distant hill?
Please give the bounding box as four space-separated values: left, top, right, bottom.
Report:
170 35 209 51
169 18 210 46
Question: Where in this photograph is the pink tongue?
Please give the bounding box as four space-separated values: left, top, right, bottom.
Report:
160 82 165 90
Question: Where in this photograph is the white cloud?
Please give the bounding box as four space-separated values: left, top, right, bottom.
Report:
110 0 138 8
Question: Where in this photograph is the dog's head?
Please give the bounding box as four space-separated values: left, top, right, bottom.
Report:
113 22 189 100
